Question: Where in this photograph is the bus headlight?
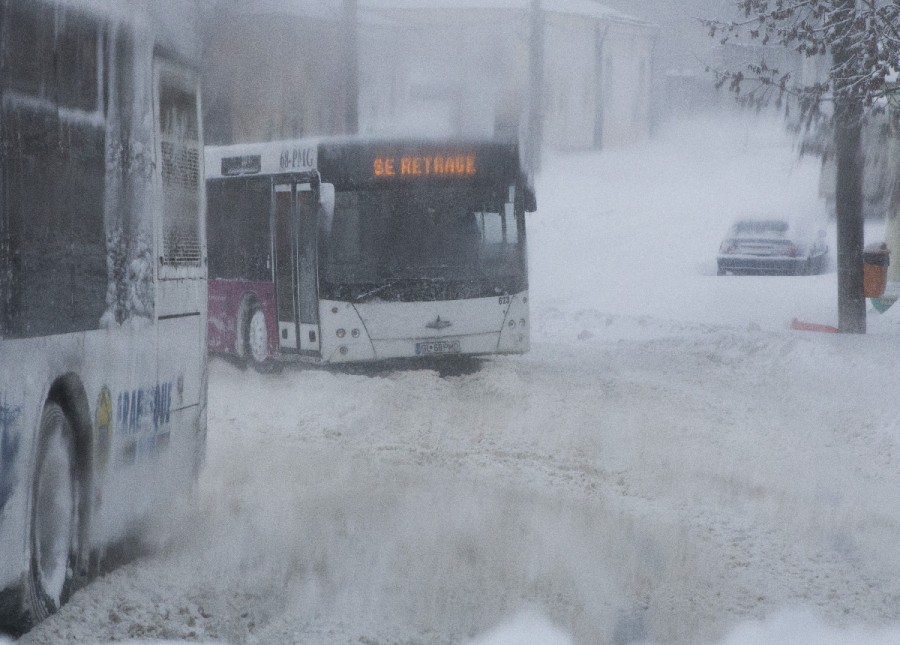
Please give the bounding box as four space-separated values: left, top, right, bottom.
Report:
336 328 346 338
508 320 516 328
351 328 360 338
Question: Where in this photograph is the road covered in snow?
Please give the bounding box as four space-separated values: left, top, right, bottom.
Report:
16 114 900 645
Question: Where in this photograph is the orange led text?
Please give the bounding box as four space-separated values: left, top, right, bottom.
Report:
373 154 477 179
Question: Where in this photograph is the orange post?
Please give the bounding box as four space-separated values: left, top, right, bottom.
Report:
864 263 887 298
863 244 890 298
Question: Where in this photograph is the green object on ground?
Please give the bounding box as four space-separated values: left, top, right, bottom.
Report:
871 297 896 313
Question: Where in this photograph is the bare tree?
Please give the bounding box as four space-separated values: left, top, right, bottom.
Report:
705 0 900 333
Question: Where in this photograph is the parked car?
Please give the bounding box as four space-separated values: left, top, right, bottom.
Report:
717 217 829 276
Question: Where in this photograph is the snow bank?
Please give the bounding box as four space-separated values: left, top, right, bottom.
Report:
468 611 573 645
470 608 900 645
713 609 900 645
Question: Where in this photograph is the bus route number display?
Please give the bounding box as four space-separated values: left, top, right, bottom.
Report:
373 153 476 179
280 146 315 171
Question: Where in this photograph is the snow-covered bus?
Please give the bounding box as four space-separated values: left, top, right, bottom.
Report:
0 0 206 632
206 139 535 367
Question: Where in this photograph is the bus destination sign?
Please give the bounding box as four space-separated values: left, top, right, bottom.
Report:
280 146 316 172
221 154 261 176
373 153 476 180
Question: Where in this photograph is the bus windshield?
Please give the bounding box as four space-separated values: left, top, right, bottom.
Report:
320 183 526 303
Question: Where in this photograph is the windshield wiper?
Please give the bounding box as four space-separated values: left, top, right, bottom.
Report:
354 279 400 302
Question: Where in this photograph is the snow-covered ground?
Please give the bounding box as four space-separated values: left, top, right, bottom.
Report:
15 113 900 645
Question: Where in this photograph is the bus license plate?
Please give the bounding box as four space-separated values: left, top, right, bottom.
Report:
415 339 461 355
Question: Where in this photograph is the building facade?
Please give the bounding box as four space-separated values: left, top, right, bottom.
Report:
202 0 356 145
359 0 658 151
202 0 657 153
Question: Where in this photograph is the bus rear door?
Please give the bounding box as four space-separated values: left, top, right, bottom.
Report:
155 60 205 415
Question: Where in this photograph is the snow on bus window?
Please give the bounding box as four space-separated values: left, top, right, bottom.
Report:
1 2 106 338
55 11 101 113
7 2 101 115
159 80 201 268
6 2 53 100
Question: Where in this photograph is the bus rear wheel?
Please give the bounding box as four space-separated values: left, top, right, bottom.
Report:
245 306 276 372
24 402 79 628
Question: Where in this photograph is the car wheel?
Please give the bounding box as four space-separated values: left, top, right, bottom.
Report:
245 305 277 373
24 402 79 628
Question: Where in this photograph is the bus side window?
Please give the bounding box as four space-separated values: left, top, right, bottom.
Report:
477 194 517 261
56 11 101 113
477 206 517 246
6 2 53 98
2 3 106 337
504 200 518 244
479 211 504 244
319 182 335 234
207 179 270 282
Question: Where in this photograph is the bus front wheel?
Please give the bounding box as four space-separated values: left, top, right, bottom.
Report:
24 402 79 627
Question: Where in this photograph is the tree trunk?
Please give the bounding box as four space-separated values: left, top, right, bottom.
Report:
831 0 866 333
885 117 900 286
834 114 865 333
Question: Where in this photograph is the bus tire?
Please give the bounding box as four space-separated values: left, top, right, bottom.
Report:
23 402 79 628
245 305 275 372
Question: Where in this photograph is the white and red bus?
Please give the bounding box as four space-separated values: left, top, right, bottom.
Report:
0 0 206 632
205 138 535 368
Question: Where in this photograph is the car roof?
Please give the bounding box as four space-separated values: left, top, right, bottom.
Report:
730 219 791 233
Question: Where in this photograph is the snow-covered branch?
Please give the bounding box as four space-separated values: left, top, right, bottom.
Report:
703 0 900 122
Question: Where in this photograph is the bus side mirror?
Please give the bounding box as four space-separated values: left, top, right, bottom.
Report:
319 182 335 233
524 185 537 212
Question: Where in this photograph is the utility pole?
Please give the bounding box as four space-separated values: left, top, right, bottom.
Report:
526 0 544 175
342 0 359 135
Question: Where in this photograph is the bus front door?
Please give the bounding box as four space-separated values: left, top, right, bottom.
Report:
273 182 321 356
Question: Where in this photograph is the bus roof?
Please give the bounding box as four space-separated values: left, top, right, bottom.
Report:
205 137 524 186
205 138 321 180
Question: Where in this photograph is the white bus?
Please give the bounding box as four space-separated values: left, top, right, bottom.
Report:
0 0 206 632
206 138 535 368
